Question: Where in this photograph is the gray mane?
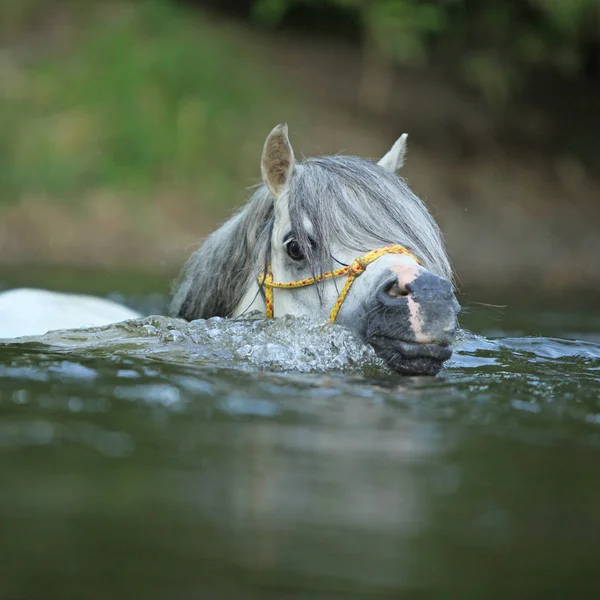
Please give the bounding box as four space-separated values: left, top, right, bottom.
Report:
170 155 452 320
170 186 274 320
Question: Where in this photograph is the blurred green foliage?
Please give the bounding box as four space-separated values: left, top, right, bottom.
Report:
252 0 599 105
0 0 596 205
0 0 293 205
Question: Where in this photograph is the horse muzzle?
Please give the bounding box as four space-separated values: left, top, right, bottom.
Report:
364 268 460 375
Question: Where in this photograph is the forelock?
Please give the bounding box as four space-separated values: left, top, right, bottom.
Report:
284 155 453 282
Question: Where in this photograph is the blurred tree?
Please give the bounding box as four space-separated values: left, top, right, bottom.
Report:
250 0 599 112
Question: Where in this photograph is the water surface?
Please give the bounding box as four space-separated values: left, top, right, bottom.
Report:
1 278 599 598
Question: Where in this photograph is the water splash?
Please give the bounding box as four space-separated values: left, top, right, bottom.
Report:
7 315 386 374
4 315 600 381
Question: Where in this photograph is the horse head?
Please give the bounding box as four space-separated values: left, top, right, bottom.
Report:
172 123 460 375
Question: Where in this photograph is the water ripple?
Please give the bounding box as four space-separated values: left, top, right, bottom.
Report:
0 315 598 436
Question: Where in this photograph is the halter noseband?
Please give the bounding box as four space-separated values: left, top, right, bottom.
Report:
258 244 421 323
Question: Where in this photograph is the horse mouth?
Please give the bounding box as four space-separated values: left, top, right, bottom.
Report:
368 335 453 376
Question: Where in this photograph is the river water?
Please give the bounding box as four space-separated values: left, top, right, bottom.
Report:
1 275 599 598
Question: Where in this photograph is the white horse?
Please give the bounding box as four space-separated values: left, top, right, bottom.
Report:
0 124 460 374
0 288 139 339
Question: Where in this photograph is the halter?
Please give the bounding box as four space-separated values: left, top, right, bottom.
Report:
258 244 421 322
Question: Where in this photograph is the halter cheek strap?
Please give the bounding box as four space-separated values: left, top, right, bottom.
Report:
258 244 421 323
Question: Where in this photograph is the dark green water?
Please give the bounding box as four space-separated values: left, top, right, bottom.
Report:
1 274 600 599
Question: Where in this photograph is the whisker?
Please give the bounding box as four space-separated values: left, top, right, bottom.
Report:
467 301 507 309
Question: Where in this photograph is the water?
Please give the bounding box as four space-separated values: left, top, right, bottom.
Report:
1 278 600 598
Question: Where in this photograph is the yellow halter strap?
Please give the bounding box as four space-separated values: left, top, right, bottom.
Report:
258 244 421 323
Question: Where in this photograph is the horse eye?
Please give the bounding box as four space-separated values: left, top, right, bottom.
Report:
286 239 305 261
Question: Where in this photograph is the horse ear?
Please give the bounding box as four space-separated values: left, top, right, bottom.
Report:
378 133 408 172
261 122 295 198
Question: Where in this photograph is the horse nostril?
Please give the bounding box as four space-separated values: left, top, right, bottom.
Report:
383 279 410 299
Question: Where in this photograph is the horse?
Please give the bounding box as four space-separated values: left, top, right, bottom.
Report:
0 123 460 375
172 123 459 374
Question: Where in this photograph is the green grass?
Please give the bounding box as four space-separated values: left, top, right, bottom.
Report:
0 0 293 207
